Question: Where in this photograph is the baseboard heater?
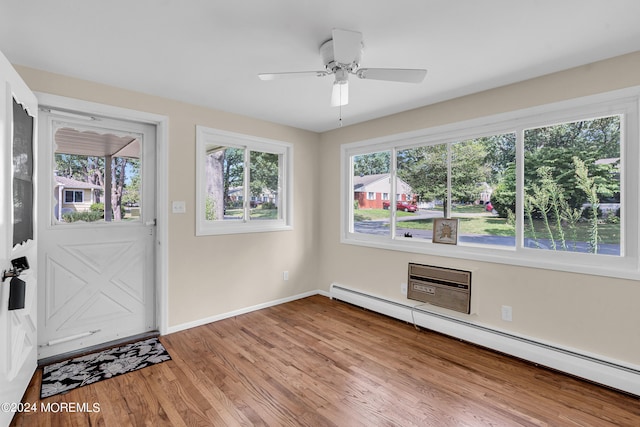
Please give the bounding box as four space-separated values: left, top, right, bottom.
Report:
329 283 640 397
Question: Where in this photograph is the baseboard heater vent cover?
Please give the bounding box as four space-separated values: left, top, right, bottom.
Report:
408 263 471 314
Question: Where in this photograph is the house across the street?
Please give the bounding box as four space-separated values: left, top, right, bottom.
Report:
353 173 414 209
54 175 102 219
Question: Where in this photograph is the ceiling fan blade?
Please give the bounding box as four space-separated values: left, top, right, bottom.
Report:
356 68 427 83
332 29 362 65
258 71 327 81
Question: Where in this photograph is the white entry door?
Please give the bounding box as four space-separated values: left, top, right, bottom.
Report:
0 53 38 427
37 110 157 360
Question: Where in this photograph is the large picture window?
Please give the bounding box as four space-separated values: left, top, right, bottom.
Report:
196 127 293 235
342 89 640 278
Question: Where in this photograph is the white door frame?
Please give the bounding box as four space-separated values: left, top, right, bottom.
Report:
35 92 169 337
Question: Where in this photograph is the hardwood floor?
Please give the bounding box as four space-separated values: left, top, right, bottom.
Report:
11 295 640 426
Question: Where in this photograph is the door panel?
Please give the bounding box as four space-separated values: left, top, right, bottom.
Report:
0 51 38 427
37 113 156 359
41 227 154 352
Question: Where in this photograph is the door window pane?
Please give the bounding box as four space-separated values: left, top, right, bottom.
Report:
54 154 141 223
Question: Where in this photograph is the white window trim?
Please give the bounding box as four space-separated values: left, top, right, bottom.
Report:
196 126 293 235
341 86 640 280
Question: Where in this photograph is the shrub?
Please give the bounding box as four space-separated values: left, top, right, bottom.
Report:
205 196 216 220
62 211 104 223
490 164 516 217
491 182 515 218
90 202 104 213
89 202 125 218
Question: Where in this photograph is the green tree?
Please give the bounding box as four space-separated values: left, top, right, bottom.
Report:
490 163 516 217
250 152 279 199
397 141 489 216
205 148 227 220
56 154 105 202
397 144 447 204
451 140 490 203
223 148 244 207
492 116 620 216
524 116 619 157
206 148 280 219
122 161 140 207
478 133 516 185
353 152 390 176
55 153 135 221
110 157 129 220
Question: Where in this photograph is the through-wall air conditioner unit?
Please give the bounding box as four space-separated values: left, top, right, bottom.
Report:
407 263 471 314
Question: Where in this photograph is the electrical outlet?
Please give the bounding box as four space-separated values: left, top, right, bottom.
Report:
401 282 407 296
501 305 513 322
283 271 289 281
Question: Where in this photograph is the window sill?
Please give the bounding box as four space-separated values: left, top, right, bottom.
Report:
196 221 292 236
341 233 640 280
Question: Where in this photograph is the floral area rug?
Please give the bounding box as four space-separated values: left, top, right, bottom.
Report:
40 337 171 398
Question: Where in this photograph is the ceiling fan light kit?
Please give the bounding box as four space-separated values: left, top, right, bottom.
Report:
258 28 427 124
331 68 349 107
331 81 348 107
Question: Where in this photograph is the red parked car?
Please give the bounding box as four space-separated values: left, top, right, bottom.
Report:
383 201 418 212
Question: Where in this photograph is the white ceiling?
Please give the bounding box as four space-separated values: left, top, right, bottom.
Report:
2 1 640 133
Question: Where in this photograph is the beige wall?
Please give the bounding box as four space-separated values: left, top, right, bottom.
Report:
16 65 321 328
14 51 640 367
318 51 640 366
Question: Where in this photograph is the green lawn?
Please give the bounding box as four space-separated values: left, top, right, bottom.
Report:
397 216 515 237
353 209 416 221
524 219 619 244
393 215 619 244
431 204 488 214
355 205 620 245
226 208 278 219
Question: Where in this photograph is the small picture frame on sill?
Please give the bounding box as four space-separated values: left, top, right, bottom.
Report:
432 218 459 245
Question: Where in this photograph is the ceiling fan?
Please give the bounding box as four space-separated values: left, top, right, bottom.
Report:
258 29 427 107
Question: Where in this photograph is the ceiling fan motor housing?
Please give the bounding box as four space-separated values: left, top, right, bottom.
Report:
320 38 362 75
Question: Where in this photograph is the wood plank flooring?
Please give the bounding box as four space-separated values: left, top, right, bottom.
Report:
11 295 640 426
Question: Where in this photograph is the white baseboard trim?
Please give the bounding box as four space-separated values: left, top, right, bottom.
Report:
166 290 321 334
329 283 640 397
163 284 639 396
